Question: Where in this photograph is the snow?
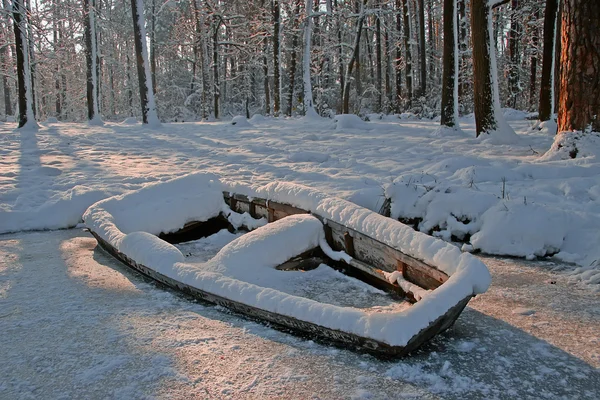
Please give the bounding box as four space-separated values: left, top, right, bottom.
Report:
231 115 252 127
1 229 599 398
333 114 370 130
83 176 491 347
1 114 600 286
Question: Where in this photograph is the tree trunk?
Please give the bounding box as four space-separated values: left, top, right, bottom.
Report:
12 0 35 128
303 0 317 116
287 0 301 116
131 0 159 125
395 0 402 111
84 0 101 122
440 0 458 127
272 0 281 116
150 0 157 95
401 0 412 105
507 0 520 108
418 0 426 95
376 14 382 112
342 0 367 114
538 0 558 122
557 0 600 132
471 0 496 136
458 0 468 106
212 18 221 119
528 9 538 110
1 22 12 116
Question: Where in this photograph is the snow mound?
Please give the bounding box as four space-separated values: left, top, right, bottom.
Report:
121 117 138 124
470 201 568 258
0 185 113 234
503 108 529 121
231 115 252 127
84 174 491 348
333 114 370 130
45 117 59 124
249 114 266 123
540 131 600 161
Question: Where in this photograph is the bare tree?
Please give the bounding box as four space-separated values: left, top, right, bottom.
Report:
538 0 558 122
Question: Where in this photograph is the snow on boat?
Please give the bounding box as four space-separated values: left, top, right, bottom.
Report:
83 173 491 357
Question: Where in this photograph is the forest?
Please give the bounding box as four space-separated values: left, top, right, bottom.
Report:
1 0 597 139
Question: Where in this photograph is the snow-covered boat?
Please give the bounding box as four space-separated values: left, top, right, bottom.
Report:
83 174 491 357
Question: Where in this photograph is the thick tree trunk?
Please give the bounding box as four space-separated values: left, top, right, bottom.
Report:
418 0 426 95
471 0 496 136
272 0 281 116
131 0 159 125
538 0 558 122
557 0 600 132
440 0 458 127
83 0 101 122
12 0 35 128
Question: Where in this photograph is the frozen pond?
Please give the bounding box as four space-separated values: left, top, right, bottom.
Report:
1 228 598 399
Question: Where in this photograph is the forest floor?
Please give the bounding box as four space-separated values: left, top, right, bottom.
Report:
0 113 599 398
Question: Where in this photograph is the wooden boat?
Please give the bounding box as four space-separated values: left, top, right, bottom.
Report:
84 175 490 357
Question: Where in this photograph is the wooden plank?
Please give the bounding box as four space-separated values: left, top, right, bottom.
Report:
344 232 356 258
325 220 448 290
223 193 448 289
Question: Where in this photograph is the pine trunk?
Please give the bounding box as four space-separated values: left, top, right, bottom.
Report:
418 0 426 95
272 0 281 116
401 0 412 105
440 0 457 127
557 0 600 132
12 0 34 128
538 0 558 122
470 0 496 136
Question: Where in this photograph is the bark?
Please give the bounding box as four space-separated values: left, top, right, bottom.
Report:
401 0 412 105
458 0 467 104
471 0 496 136
528 9 538 110
440 0 457 127
52 0 60 117
213 17 221 119
553 1 561 114
287 0 301 116
272 0 281 116
557 0 600 132
1 19 12 116
131 0 158 124
150 0 157 95
376 14 382 112
507 0 520 108
538 0 558 121
83 0 100 121
418 0 426 95
342 0 367 114
12 0 34 127
395 0 402 111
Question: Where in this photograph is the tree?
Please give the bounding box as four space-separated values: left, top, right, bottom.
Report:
470 0 515 140
272 0 281 116
538 0 558 122
557 0 600 132
131 0 159 125
84 0 102 124
440 0 459 128
418 0 427 95
401 0 413 105
303 0 317 117
12 0 36 128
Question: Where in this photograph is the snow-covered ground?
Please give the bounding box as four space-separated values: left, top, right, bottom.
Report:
1 114 599 284
0 229 598 399
1 114 600 398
